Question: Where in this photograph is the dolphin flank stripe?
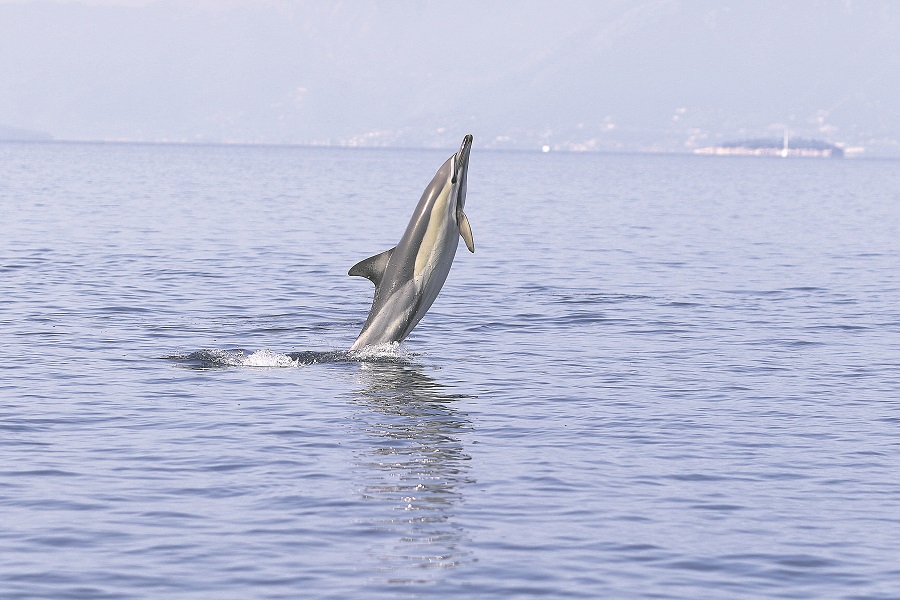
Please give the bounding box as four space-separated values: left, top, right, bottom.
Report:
415 183 452 279
348 134 475 350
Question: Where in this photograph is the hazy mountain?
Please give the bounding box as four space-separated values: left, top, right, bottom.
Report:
1 0 898 154
0 124 53 141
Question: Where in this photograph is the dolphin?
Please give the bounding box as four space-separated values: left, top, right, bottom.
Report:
348 134 475 350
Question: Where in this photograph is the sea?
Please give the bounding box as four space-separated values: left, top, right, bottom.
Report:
1 140 899 599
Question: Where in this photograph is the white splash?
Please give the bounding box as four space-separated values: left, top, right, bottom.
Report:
241 348 297 367
173 344 415 368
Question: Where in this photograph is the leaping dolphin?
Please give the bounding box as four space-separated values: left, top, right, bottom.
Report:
349 134 475 350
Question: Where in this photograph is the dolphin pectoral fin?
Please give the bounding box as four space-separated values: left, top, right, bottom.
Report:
348 247 395 286
458 209 475 253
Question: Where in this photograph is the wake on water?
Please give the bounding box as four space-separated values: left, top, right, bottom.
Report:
164 343 415 369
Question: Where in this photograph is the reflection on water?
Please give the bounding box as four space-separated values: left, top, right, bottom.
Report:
350 361 475 578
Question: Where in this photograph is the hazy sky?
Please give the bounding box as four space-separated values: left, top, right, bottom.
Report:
1 0 898 154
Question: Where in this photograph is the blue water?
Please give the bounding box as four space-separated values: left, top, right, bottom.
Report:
2 141 899 599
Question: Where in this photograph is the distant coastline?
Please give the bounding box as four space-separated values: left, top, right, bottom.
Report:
695 136 852 158
2 135 886 160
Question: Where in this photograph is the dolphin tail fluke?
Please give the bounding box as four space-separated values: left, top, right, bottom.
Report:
458 209 475 253
349 247 395 286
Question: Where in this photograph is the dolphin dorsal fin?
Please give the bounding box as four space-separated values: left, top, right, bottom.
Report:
348 247 395 286
457 209 475 253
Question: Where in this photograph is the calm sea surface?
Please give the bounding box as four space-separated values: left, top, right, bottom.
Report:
2 141 899 599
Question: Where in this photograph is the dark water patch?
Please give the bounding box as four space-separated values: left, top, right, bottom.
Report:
17 499 106 512
724 289 790 297
2 469 81 478
28 535 96 548
140 510 204 520
666 559 731 573
463 321 524 332
288 350 366 365
555 311 615 325
806 324 871 332
665 473 733 482
149 268 227 279
689 503 745 511
630 326 695 335
779 339 824 347
1 263 33 271
548 292 652 305
663 301 703 308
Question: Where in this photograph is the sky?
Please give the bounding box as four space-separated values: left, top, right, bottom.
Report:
1 0 899 154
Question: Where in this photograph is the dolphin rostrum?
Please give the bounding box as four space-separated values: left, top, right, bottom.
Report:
349 134 475 350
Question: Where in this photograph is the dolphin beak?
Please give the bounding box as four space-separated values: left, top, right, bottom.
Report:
452 134 473 184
